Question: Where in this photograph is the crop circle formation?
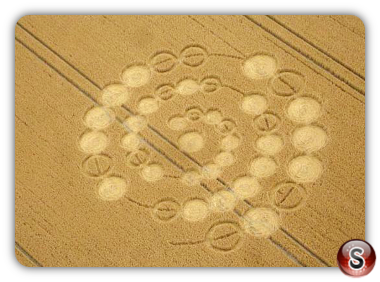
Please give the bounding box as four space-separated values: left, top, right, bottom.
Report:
77 46 328 252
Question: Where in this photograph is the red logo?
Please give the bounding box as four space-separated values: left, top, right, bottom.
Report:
337 239 376 277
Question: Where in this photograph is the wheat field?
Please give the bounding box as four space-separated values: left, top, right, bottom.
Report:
15 15 365 267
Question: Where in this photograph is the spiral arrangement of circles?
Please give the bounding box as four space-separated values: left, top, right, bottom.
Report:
77 45 328 252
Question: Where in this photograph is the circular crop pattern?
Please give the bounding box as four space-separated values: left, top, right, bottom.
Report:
288 155 323 183
121 64 151 88
182 199 210 222
176 79 200 96
141 163 164 182
180 45 208 67
243 208 280 238
255 134 284 156
210 190 237 212
101 84 130 107
178 131 205 153
77 45 328 252
270 71 305 97
137 97 160 115
292 125 328 153
150 51 177 73
206 222 242 252
232 176 261 199
83 107 115 130
97 176 128 201
79 131 108 155
241 94 268 116
243 54 278 80
123 115 148 133
249 156 278 178
287 97 321 124
120 133 141 152
153 199 180 222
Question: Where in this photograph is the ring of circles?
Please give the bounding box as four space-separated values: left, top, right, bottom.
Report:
78 45 328 242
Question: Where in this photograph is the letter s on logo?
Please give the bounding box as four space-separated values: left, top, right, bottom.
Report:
349 247 365 270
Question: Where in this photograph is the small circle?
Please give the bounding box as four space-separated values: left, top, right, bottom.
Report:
202 163 222 180
249 157 277 178
101 84 130 107
97 177 127 201
121 64 151 88
181 170 202 186
204 109 223 125
120 133 141 152
155 84 176 101
337 239 376 277
152 199 181 222
216 119 237 135
292 125 328 153
137 97 160 115
178 132 204 153
255 135 284 156
271 182 307 211
176 79 200 96
232 176 261 199
126 149 150 168
241 95 268 116
288 155 323 183
270 71 305 97
150 51 177 73
242 54 277 80
82 154 112 177
206 222 242 252
79 131 108 154
210 190 237 212
287 97 321 124
182 199 209 222
253 113 280 133
201 77 221 94
220 134 241 151
168 116 188 131
83 107 115 130
141 163 164 182
214 151 235 167
180 45 207 67
123 115 148 133
185 107 203 122
243 208 280 238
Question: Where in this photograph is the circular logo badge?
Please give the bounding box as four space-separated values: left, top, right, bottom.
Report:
337 239 376 277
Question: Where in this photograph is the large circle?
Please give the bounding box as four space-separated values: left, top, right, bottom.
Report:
121 64 151 88
249 157 278 178
182 199 209 222
255 135 284 156
292 125 328 153
140 164 164 182
287 97 321 124
79 131 108 154
101 84 130 107
241 95 268 115
232 176 261 199
123 115 148 132
83 107 115 130
288 155 323 183
243 208 280 238
210 190 237 212
176 79 200 96
97 176 127 201
120 133 141 152
178 132 204 153
137 97 160 115
242 54 277 80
